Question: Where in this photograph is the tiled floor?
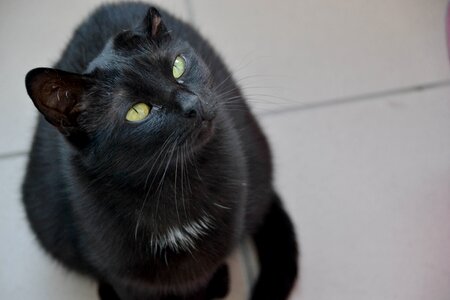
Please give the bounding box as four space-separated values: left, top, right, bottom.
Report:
1 0 450 299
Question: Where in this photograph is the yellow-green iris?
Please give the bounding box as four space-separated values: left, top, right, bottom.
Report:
126 103 151 122
173 55 186 79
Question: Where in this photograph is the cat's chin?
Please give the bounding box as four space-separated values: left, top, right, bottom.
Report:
183 119 215 153
197 120 215 143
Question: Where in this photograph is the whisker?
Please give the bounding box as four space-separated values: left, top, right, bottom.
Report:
174 148 181 225
180 143 187 220
214 202 231 210
144 131 177 188
134 133 176 240
154 139 178 223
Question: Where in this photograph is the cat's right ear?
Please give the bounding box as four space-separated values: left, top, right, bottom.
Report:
25 68 90 145
139 7 170 43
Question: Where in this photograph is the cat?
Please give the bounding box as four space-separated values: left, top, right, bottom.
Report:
22 2 298 299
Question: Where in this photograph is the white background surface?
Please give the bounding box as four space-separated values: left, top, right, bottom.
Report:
1 0 449 299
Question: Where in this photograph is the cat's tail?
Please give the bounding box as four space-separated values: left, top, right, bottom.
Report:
251 193 299 300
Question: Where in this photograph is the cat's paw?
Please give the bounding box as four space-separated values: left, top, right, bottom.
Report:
98 282 121 300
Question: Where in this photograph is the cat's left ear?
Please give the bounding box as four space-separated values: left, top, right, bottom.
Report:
25 68 90 144
140 7 170 43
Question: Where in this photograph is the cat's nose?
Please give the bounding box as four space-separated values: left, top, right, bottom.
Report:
181 95 198 118
179 93 215 121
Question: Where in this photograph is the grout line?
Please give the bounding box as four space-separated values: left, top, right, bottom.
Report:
259 79 450 117
0 151 28 161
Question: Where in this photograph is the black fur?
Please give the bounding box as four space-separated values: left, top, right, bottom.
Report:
252 195 299 300
22 2 298 299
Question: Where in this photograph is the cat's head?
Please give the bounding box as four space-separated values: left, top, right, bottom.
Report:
25 7 221 175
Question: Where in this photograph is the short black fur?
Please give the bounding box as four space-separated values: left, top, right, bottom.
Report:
22 2 298 299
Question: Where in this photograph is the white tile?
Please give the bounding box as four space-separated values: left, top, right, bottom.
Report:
260 86 450 299
0 0 190 155
189 0 450 112
0 157 98 300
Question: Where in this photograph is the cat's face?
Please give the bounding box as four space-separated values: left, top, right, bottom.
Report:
26 8 219 175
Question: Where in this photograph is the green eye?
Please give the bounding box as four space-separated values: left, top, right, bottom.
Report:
126 103 151 122
172 55 186 79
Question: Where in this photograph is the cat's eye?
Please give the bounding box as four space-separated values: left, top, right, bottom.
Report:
126 103 151 122
172 55 186 79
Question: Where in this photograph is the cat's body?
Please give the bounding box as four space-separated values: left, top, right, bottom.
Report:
22 3 297 299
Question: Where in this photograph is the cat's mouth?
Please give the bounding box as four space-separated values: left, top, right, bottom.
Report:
179 119 215 151
196 120 215 142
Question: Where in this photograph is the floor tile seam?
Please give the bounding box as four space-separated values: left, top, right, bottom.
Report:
259 79 450 118
0 151 28 161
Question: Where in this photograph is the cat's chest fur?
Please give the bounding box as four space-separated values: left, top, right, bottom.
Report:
64 137 247 282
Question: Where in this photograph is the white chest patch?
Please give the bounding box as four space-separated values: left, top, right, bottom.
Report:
150 216 213 253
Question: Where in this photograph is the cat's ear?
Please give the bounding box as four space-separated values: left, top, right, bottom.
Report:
140 7 170 42
25 68 90 140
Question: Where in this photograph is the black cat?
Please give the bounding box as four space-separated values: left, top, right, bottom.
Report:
22 2 298 299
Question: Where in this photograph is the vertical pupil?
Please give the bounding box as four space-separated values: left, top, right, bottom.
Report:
126 103 150 121
173 56 185 78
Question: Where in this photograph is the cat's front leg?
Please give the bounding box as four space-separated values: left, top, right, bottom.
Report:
160 264 230 300
97 264 229 300
203 264 230 299
98 281 121 300
251 193 298 300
